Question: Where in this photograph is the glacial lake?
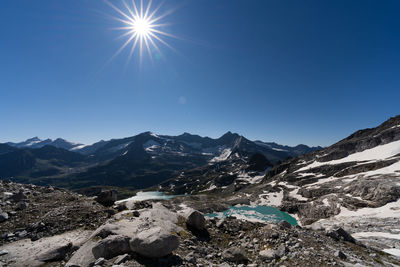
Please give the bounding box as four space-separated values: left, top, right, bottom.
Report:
117 191 298 225
205 205 298 226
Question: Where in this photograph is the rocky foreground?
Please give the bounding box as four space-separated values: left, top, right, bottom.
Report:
1 181 400 267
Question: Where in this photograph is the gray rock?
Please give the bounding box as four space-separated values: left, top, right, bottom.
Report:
114 253 130 264
222 247 247 262
326 226 355 243
130 227 179 258
216 219 225 228
0 212 8 222
36 242 73 262
96 190 117 206
115 202 127 212
17 230 28 238
186 210 206 231
0 250 9 256
92 235 131 259
17 201 28 210
259 248 277 259
10 190 27 202
335 250 347 260
8 211 16 216
184 252 196 263
95 257 106 265
276 244 288 257
278 220 292 229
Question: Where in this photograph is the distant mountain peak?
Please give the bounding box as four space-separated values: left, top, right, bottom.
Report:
26 136 41 142
6 137 83 151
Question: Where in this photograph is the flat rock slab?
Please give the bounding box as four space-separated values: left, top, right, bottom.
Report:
0 229 91 267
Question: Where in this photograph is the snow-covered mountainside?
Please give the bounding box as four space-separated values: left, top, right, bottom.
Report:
247 115 400 255
1 132 319 191
66 131 306 189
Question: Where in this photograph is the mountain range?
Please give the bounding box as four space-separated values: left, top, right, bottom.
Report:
1 115 400 261
176 114 400 254
0 132 321 191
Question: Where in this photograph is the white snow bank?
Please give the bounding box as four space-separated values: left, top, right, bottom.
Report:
337 199 400 219
297 140 400 172
353 231 400 240
383 248 400 258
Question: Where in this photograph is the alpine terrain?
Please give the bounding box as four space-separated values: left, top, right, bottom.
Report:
1 116 400 266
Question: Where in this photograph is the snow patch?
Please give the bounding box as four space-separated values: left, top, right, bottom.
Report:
258 191 283 207
383 248 400 258
353 231 400 240
143 140 161 152
70 144 87 151
297 140 400 172
210 148 232 162
289 188 308 201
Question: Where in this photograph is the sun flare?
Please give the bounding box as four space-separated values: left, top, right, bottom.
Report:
133 18 151 36
105 0 176 65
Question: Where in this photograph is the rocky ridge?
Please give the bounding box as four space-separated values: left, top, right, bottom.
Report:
244 115 400 256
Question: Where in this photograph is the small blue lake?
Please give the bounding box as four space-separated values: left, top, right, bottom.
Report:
117 192 297 225
205 205 298 226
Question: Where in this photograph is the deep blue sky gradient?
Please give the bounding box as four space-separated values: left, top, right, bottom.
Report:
1 0 399 146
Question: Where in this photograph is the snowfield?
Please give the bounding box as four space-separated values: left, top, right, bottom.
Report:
297 140 400 172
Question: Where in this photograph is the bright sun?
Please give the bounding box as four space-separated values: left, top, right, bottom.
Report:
105 0 176 65
133 18 151 36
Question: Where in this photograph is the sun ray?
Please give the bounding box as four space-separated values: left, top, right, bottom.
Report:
122 0 136 19
105 0 134 23
131 0 140 19
140 0 144 18
146 0 164 21
106 0 179 66
144 0 152 19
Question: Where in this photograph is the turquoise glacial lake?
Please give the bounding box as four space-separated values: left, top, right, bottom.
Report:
205 205 298 226
117 192 297 226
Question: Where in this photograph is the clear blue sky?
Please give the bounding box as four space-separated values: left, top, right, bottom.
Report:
1 0 399 146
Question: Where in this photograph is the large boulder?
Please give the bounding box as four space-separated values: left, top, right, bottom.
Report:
96 190 117 206
222 247 248 263
92 235 131 259
186 210 206 231
36 242 73 262
10 190 27 202
130 227 179 258
0 212 9 222
325 226 356 243
259 249 278 260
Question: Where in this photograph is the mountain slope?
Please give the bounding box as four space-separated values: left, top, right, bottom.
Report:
0 145 88 182
0 144 18 155
0 132 320 191
68 131 315 190
245 115 400 253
